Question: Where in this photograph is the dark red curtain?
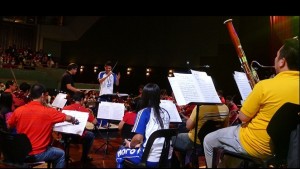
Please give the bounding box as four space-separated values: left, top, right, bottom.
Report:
270 16 298 57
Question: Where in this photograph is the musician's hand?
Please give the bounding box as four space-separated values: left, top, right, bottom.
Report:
107 71 113 76
71 116 79 125
134 143 141 148
124 139 131 148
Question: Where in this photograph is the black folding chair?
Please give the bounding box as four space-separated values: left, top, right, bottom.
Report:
211 102 300 168
0 130 51 168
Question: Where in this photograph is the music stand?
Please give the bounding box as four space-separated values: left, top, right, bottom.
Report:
190 103 222 168
95 121 115 155
53 110 88 168
95 101 124 155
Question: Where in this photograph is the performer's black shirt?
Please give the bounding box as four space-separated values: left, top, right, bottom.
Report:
60 71 75 96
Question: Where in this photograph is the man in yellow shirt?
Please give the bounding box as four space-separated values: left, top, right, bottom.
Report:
203 37 299 168
172 104 229 166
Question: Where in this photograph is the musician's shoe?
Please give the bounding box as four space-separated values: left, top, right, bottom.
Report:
81 156 93 162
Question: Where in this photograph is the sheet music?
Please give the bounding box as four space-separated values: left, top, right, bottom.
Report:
169 72 221 105
97 102 125 120
168 77 187 106
51 93 67 108
172 73 203 105
53 110 88 136
191 70 221 104
159 100 182 123
233 71 252 101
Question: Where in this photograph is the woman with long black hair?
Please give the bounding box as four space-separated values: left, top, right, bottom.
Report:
116 83 171 168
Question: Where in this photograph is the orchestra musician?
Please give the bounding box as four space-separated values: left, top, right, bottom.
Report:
62 91 97 163
60 63 81 104
97 60 121 127
0 81 5 92
203 37 299 168
133 84 144 112
7 83 79 168
116 83 171 168
14 82 31 104
4 80 25 111
98 60 120 97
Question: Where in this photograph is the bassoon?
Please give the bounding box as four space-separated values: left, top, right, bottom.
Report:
224 19 259 89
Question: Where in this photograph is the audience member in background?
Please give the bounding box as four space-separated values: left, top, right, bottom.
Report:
116 83 171 168
203 37 299 168
63 92 97 163
4 80 25 110
7 83 78 168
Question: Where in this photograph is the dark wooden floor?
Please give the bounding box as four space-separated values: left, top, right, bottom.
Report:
1 128 206 168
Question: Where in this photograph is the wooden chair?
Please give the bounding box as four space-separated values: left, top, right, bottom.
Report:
124 128 178 168
211 102 300 168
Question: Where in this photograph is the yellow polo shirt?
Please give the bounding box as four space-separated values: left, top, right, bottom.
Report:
240 71 300 158
188 104 229 144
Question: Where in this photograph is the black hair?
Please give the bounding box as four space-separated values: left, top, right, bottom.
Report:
217 90 224 97
225 95 233 101
0 92 13 113
5 80 15 89
105 60 113 67
279 38 299 71
72 92 85 102
19 82 31 92
30 83 46 99
138 85 144 89
140 83 169 129
67 63 78 71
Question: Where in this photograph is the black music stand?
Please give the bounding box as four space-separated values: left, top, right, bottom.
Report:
95 120 115 155
190 102 222 168
94 101 124 156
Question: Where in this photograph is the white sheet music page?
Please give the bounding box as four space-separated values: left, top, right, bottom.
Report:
53 110 88 136
97 102 125 120
168 77 186 106
159 100 182 123
172 73 203 105
233 71 252 101
191 70 221 104
51 93 67 108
